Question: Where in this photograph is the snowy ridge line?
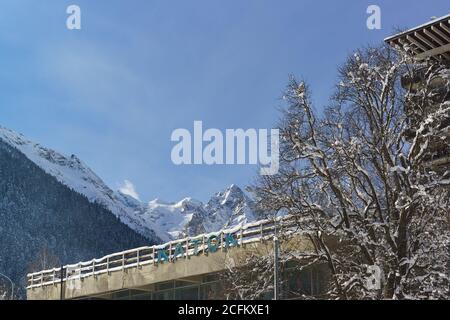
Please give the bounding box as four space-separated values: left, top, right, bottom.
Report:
1 126 257 242
0 126 158 241
27 215 297 289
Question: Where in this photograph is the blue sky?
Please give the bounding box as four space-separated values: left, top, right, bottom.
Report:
0 1 448 202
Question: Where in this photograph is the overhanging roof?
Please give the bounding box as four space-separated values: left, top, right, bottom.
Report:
385 13 450 61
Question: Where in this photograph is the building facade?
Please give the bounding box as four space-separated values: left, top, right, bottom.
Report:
385 14 450 169
27 216 329 300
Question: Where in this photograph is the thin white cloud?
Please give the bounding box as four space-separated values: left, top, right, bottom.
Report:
119 180 140 200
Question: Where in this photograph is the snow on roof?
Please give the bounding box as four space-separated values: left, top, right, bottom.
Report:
385 13 450 61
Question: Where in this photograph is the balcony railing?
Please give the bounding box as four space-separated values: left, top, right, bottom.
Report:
27 215 298 290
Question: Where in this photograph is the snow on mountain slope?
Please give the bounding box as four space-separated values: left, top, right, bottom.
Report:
203 184 256 231
0 126 259 243
0 126 159 241
141 198 206 242
142 185 257 242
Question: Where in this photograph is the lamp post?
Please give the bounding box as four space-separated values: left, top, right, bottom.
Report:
0 272 14 300
273 215 279 300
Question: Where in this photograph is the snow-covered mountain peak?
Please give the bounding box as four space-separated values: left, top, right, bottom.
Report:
174 197 203 210
216 184 246 206
0 125 259 244
202 184 256 232
0 126 159 241
0 126 105 190
206 184 249 210
138 184 258 242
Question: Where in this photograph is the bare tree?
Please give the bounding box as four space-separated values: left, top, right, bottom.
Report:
220 227 330 300
27 245 61 274
0 280 16 300
220 240 286 300
0 285 8 300
251 45 449 299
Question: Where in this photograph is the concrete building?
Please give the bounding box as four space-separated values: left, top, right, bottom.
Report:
385 14 450 169
27 216 328 300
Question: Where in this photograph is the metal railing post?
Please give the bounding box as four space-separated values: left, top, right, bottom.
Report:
240 227 244 246
186 238 189 259
273 216 279 300
60 266 64 300
137 250 140 268
260 221 264 242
